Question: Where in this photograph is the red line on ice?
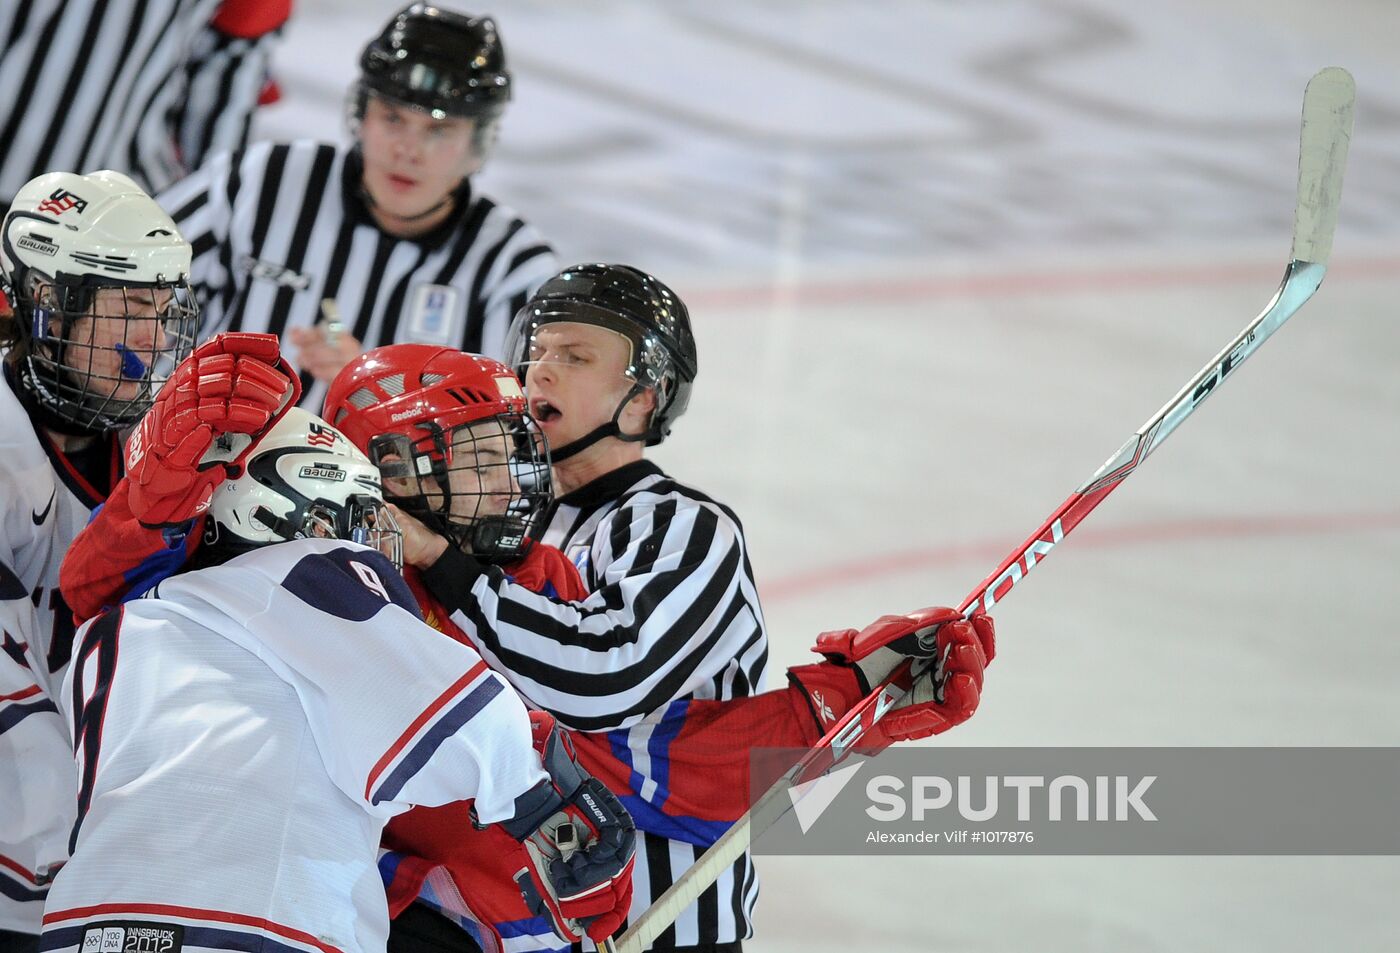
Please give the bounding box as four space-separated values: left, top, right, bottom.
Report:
688 256 1400 311
761 510 1400 602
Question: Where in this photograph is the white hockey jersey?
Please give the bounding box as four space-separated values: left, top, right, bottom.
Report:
0 647 69 931
42 539 547 953
0 369 111 933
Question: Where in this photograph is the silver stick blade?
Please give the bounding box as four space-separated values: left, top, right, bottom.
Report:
1291 67 1355 266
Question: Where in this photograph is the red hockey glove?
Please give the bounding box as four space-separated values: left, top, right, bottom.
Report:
126 333 300 528
498 711 636 944
788 607 996 752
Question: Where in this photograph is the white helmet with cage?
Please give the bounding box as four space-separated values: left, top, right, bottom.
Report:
203 407 403 569
0 169 198 433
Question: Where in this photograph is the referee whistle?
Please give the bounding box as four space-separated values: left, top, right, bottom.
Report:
319 298 344 348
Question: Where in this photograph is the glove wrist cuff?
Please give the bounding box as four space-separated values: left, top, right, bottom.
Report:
786 662 866 740
500 778 566 842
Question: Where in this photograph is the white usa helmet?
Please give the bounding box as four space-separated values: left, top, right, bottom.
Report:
1 170 198 433
203 407 403 568
2 170 192 282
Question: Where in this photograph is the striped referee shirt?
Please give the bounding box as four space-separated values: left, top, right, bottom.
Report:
0 0 279 212
159 140 558 409
421 460 767 949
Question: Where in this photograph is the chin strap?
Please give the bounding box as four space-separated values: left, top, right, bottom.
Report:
546 421 621 463
251 505 304 542
9 358 115 438
546 383 649 463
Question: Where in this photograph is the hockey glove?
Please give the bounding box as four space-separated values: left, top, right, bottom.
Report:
788 606 996 752
126 333 300 528
499 711 636 944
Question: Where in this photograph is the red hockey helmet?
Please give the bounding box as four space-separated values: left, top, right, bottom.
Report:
323 344 550 562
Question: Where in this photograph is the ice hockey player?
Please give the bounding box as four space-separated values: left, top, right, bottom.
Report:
40 407 636 953
0 169 205 952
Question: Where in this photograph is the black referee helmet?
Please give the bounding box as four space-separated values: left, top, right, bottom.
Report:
507 263 699 446
354 4 511 158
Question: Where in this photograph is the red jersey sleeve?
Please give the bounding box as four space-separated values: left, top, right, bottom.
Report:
59 478 201 625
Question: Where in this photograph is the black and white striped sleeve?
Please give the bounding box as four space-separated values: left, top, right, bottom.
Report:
158 146 251 339
0 0 281 212
470 217 558 362
421 494 767 732
174 25 280 171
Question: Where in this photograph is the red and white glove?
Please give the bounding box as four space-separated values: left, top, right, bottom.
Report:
499 711 636 944
788 606 996 752
126 333 300 528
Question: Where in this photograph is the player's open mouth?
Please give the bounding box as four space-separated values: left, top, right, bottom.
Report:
531 397 562 423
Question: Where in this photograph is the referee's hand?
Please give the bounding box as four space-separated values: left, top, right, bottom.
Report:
288 324 363 382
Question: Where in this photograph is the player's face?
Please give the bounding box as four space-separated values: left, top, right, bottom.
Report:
58 287 173 401
359 95 477 226
444 421 516 520
524 322 639 447
378 421 517 522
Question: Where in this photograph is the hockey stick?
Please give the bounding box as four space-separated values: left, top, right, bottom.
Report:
604 66 1354 953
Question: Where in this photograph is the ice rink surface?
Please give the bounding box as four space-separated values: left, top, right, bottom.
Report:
264 2 1399 949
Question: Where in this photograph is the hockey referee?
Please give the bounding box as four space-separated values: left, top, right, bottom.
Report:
159 3 558 410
